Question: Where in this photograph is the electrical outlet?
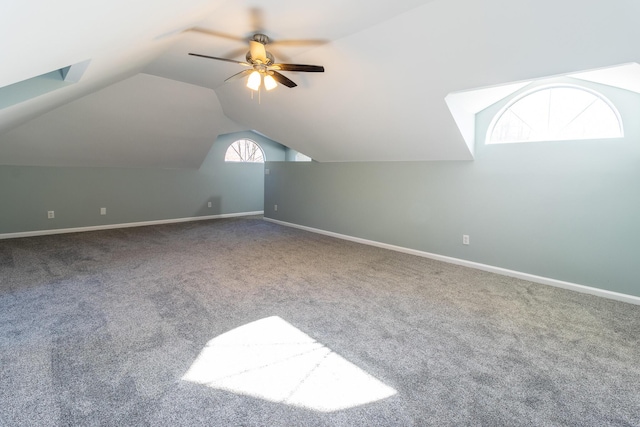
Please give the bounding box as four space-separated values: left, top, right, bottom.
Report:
100 207 106 215
265 168 270 175
47 211 55 219
463 235 470 245
274 204 278 212
207 202 212 208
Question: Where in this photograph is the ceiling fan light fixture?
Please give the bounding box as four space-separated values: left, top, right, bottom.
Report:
264 74 278 91
247 71 261 91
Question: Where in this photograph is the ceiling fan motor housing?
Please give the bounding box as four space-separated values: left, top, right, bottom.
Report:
252 33 270 45
246 50 274 66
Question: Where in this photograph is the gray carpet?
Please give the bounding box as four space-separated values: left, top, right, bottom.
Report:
0 217 639 426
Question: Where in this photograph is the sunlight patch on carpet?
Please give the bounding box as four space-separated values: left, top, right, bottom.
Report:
182 316 397 412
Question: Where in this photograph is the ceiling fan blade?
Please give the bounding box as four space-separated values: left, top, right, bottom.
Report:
269 39 328 48
188 27 247 42
222 47 251 61
272 64 325 72
188 53 250 66
249 40 268 63
225 69 253 83
271 71 297 88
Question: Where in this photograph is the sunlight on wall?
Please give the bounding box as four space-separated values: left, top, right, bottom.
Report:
182 316 397 412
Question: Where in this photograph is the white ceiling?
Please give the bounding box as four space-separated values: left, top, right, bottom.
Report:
2 0 640 167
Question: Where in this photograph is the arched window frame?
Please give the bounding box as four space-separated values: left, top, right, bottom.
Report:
486 84 624 145
224 139 265 163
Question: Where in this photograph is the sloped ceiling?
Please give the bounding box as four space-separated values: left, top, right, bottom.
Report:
2 0 640 167
0 74 242 168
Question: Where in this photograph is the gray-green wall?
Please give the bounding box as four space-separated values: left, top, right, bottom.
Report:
0 131 284 234
265 81 640 298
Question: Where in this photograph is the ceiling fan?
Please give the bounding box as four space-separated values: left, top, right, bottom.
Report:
189 33 324 91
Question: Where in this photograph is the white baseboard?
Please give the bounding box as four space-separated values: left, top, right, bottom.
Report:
264 217 640 306
0 211 264 240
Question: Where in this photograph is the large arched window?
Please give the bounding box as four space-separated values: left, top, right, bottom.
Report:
224 139 265 163
488 85 623 144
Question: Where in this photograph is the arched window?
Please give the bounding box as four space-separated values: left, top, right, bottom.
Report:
488 85 623 144
224 139 265 163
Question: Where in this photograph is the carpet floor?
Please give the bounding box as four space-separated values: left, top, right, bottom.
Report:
0 217 639 426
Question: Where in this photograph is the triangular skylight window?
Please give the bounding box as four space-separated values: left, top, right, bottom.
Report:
0 60 90 110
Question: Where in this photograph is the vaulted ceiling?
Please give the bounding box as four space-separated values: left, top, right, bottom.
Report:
2 0 640 168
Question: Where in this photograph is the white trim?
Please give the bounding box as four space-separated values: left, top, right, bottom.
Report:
264 217 640 306
0 211 264 240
